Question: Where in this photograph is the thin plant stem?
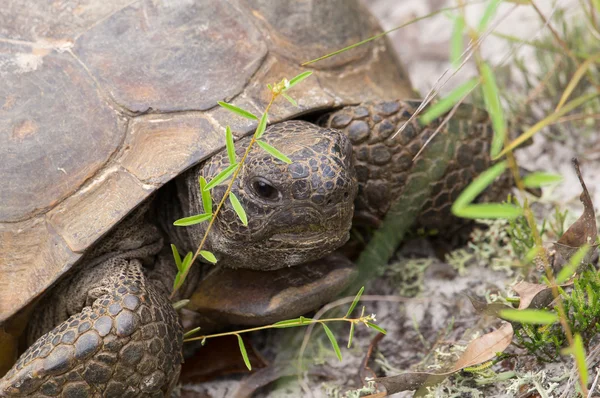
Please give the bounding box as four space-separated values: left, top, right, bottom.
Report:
530 0 600 90
170 93 278 298
184 316 371 343
300 0 487 66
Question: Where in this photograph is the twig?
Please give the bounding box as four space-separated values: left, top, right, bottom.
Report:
358 333 385 386
170 93 277 298
588 368 600 397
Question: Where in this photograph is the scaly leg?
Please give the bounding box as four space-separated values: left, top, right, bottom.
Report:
0 256 182 397
322 100 499 232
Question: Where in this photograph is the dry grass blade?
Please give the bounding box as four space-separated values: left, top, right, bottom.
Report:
494 92 600 159
555 53 600 111
301 1 488 66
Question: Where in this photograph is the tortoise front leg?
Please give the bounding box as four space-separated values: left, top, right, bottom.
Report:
0 258 182 397
322 100 497 231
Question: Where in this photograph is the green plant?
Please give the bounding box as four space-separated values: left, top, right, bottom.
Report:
183 287 386 370
505 196 547 260
513 265 600 363
446 3 598 393
549 206 569 239
169 71 312 295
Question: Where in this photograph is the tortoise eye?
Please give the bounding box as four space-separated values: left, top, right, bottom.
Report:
251 178 280 201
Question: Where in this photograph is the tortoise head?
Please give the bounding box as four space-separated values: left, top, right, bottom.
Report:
190 120 357 270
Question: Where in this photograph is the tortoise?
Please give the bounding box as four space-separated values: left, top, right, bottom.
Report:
0 0 497 396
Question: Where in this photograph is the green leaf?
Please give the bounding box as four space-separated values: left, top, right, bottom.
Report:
562 333 588 386
183 327 201 339
172 252 193 291
322 323 342 361
173 213 212 226
366 322 387 335
478 0 501 32
480 62 506 157
282 92 298 107
181 252 193 271
199 250 217 264
254 112 268 139
229 192 248 226
453 203 523 220
419 78 479 125
450 15 465 68
556 245 590 284
217 101 258 120
225 126 236 165
452 161 508 210
171 244 182 271
257 140 292 164
237 334 252 371
345 286 365 318
522 172 563 188
172 272 182 291
203 163 239 191
172 299 189 311
198 176 212 215
347 322 355 348
273 318 308 328
284 71 312 91
499 309 559 325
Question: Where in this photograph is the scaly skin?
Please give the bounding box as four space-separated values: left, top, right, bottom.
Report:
1 101 497 397
0 259 182 397
323 100 494 231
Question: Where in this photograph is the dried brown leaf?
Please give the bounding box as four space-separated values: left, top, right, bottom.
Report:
553 243 599 273
467 295 512 317
451 323 513 371
374 324 513 394
557 158 597 248
513 281 554 310
374 372 446 395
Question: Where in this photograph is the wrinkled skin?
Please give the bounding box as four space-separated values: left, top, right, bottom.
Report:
183 121 357 270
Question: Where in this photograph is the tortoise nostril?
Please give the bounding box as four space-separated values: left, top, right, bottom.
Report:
343 192 349 199
327 199 333 205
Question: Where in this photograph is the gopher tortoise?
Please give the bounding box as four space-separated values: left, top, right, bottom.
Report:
0 0 496 396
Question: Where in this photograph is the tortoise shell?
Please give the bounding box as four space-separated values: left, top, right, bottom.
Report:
0 0 413 322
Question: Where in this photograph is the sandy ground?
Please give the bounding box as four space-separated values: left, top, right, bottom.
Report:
182 1 600 397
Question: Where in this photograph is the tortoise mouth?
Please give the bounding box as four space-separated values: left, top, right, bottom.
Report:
267 219 351 249
185 254 358 329
269 224 324 243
